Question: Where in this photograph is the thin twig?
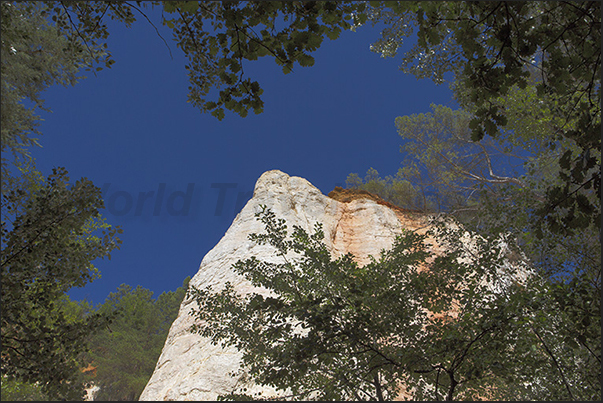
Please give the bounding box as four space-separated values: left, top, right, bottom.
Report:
529 323 575 400
125 1 173 59
59 1 97 73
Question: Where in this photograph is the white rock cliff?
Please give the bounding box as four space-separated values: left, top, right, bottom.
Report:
139 169 435 401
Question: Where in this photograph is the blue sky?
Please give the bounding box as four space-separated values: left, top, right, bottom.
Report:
31 8 458 306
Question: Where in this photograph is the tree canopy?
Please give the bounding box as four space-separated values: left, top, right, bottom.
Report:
1 166 122 400
344 3 600 399
0 279 190 401
366 0 600 236
81 278 190 401
189 206 600 400
35 0 367 120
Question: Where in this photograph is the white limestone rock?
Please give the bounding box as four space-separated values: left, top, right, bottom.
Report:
139 170 431 401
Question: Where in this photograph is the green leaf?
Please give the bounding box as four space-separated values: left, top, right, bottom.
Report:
297 53 315 67
325 27 341 40
179 1 199 13
211 108 226 121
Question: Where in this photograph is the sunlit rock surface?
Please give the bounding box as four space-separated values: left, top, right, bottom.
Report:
139 170 434 401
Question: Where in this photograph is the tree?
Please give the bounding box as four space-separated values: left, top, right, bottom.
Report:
413 217 600 401
188 206 552 401
346 97 556 218
0 1 104 187
391 82 600 346
0 277 190 401
349 10 601 388
189 206 428 400
1 3 127 398
345 167 419 211
0 378 50 401
81 278 190 401
346 89 601 399
0 166 122 400
366 0 600 236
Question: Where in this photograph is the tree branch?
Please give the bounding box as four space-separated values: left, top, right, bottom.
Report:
476 142 526 187
529 323 575 400
373 373 385 401
125 1 173 59
59 1 97 71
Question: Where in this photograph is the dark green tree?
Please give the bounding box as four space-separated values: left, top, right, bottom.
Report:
346 90 601 400
413 217 600 401
189 206 428 400
188 206 557 400
1 166 122 400
82 278 190 401
0 278 190 401
1 2 125 397
345 167 419 211
0 1 105 186
366 0 600 235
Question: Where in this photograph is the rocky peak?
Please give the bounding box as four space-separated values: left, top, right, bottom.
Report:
139 170 433 400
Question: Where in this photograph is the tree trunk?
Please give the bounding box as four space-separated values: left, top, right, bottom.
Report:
373 373 385 401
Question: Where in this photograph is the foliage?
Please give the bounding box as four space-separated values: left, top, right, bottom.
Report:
346 96 601 399
81 278 190 401
368 1 600 143
0 377 50 401
346 98 554 216
389 98 577 220
367 0 600 236
0 279 189 401
161 0 366 120
391 82 599 341
33 0 367 121
417 218 600 401
189 205 429 400
0 1 101 187
187 206 594 400
345 167 419 211
1 166 122 400
1 3 130 398
349 83 601 399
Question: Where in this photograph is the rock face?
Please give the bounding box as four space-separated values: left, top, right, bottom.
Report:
139 170 432 401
